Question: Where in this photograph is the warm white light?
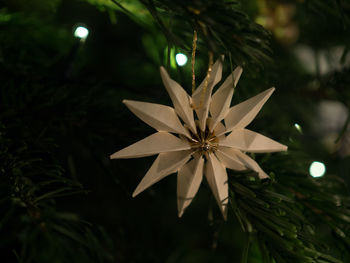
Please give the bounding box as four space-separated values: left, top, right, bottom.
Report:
74 26 89 40
294 123 302 133
175 53 188 66
309 161 326 178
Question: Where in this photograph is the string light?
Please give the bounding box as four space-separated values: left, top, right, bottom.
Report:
175 53 188 66
294 123 302 133
309 161 326 178
74 26 89 40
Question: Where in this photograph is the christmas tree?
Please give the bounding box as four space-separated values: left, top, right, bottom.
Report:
1 0 350 262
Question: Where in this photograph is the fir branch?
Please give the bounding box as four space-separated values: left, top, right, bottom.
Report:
228 168 349 263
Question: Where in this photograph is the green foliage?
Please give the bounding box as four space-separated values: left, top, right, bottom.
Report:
0 8 114 262
2 0 61 14
0 8 73 72
227 153 350 263
83 0 153 24
83 0 271 67
0 121 113 262
140 0 272 67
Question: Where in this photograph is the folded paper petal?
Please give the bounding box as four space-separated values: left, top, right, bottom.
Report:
133 150 192 197
225 88 275 132
193 57 224 97
192 58 223 131
205 153 229 219
110 132 191 159
160 67 196 134
209 66 243 132
123 100 191 138
177 156 204 217
215 147 246 171
216 147 268 178
219 129 288 153
211 120 226 143
234 150 269 179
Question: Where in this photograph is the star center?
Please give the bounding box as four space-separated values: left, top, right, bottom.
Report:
187 123 218 155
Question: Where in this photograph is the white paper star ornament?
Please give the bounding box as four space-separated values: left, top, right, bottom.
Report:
110 59 287 219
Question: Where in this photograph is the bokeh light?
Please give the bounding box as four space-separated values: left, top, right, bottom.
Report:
309 161 326 178
294 123 302 133
74 26 89 40
175 53 188 66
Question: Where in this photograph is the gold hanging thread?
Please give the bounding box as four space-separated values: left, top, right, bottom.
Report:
199 51 213 107
190 26 214 110
191 30 197 94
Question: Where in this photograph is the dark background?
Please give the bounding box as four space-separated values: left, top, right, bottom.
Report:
1 0 350 262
